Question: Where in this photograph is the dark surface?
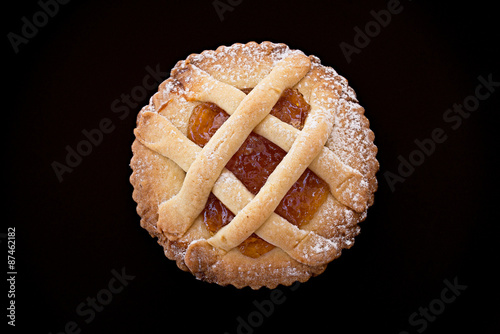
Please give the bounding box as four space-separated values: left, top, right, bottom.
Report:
5 0 499 333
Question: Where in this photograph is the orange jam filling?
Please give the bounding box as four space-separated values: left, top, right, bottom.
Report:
187 88 329 258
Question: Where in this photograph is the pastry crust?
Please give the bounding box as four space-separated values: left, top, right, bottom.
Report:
130 41 379 289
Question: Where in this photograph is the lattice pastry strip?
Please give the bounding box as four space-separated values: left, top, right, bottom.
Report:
176 62 368 213
135 111 338 266
206 80 335 252
157 54 310 240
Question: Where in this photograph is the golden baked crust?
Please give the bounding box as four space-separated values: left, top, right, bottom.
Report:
130 41 378 289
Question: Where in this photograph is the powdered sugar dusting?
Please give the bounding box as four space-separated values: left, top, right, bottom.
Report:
130 41 378 289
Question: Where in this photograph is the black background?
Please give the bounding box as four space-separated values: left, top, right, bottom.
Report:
4 0 499 333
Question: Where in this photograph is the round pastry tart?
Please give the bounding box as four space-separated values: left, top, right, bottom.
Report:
130 41 378 289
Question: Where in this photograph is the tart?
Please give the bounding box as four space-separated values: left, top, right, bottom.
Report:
130 41 378 289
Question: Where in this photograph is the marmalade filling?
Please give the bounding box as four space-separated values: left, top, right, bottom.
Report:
187 88 329 258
